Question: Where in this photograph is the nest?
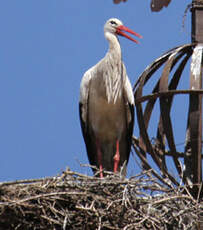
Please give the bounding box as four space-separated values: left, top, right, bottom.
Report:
0 168 202 230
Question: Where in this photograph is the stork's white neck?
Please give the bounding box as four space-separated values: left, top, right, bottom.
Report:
103 31 123 103
104 31 121 60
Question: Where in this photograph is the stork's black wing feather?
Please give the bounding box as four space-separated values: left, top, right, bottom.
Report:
79 103 97 171
126 102 134 163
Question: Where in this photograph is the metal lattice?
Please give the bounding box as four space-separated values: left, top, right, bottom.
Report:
133 43 203 195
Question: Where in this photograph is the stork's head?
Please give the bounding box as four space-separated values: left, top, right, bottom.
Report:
104 18 142 43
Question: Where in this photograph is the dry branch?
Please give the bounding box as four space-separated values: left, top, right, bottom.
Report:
0 168 202 230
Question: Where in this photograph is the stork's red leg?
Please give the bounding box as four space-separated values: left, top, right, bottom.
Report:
96 139 103 178
114 140 120 172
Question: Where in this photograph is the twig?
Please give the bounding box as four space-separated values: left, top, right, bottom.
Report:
151 195 195 206
0 177 53 187
0 191 87 206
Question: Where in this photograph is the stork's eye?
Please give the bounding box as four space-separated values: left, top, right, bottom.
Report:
110 20 117 25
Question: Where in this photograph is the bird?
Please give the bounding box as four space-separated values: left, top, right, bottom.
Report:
79 18 142 178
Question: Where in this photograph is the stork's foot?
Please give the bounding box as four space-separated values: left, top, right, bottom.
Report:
96 139 103 178
99 165 103 178
114 140 120 172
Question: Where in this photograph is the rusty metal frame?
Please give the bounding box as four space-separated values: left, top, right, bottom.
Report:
133 43 203 192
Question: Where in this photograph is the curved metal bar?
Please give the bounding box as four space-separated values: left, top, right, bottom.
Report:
184 44 203 191
169 51 193 91
135 89 203 104
156 47 193 175
135 95 163 169
133 44 195 91
158 50 193 175
132 138 179 187
159 49 184 175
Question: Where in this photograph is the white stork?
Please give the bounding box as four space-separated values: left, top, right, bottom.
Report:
79 18 142 177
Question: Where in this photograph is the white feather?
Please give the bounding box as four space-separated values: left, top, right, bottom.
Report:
124 74 135 106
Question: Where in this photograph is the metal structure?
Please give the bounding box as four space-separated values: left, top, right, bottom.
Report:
113 0 172 12
132 1 203 197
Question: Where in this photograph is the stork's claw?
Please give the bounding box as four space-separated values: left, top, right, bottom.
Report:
114 140 120 172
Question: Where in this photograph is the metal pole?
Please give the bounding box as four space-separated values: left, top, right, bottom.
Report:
184 0 203 198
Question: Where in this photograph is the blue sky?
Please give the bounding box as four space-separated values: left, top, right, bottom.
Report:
0 0 192 181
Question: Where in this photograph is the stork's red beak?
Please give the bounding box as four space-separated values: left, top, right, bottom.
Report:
116 25 142 43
